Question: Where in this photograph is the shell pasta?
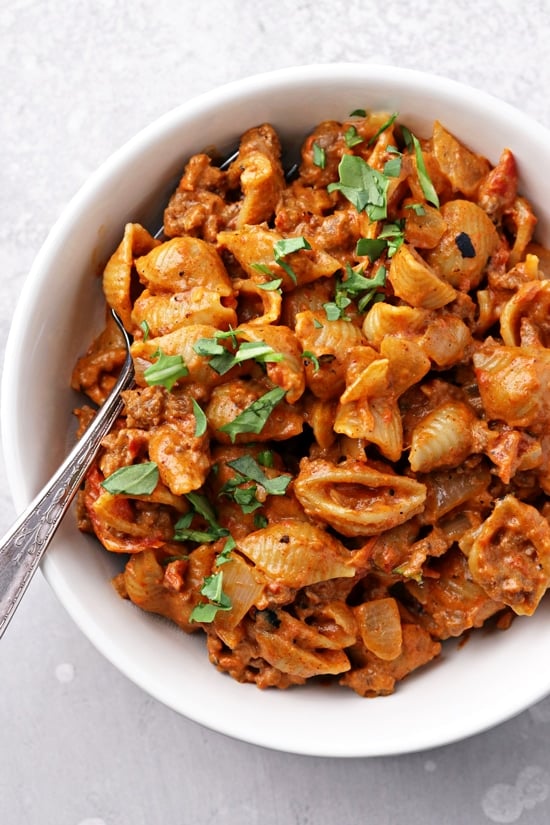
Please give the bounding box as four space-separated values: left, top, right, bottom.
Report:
72 112 550 697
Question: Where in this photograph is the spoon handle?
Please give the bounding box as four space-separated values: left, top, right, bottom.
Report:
0 313 134 638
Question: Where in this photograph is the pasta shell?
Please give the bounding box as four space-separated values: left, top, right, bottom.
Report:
402 200 446 248
460 495 550 615
236 519 354 588
294 310 365 400
473 343 550 430
255 616 351 678
148 420 210 496
500 279 550 348
389 244 457 309
294 458 426 537
217 225 340 291
506 196 537 267
102 223 160 331
379 337 431 396
303 397 338 449
131 287 237 337
135 236 233 295
335 397 403 462
431 120 490 197
237 322 305 403
404 548 504 639
419 315 472 367
206 379 304 444
233 277 282 325
130 323 232 391
409 401 476 473
362 302 428 346
340 356 389 404
425 199 500 289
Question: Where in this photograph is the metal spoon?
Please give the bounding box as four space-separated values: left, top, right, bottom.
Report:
0 309 134 638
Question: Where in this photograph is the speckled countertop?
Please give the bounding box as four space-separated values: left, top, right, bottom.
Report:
2 2 550 824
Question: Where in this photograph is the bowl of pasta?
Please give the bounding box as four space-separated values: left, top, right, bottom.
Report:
3 63 550 757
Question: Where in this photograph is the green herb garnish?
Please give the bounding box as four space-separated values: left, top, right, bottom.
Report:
193 335 282 376
173 491 230 544
273 236 312 284
101 462 159 496
301 350 320 372
324 263 387 319
144 349 189 391
405 202 427 216
191 398 208 437
344 125 364 148
190 571 232 623
220 454 291 514
327 155 390 221
257 278 283 291
401 126 440 208
139 320 150 342
313 142 326 168
367 113 398 146
219 387 286 443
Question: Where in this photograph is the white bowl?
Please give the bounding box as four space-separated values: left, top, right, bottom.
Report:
3 64 550 757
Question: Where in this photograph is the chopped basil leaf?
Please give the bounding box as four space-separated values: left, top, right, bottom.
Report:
273 236 312 285
191 398 208 437
344 125 364 148
251 262 275 276
193 338 226 357
254 512 268 529
220 453 291 514
400 124 414 151
325 263 387 319
194 336 282 376
302 350 320 372
405 130 440 208
327 155 389 221
367 113 398 146
256 449 274 468
357 266 387 312
356 237 388 262
349 108 366 117
225 455 291 496
323 301 346 321
174 491 230 544
383 156 402 177
257 278 283 291
144 349 189 391
101 461 159 496
274 236 312 257
233 485 262 513
313 318 324 329
189 571 232 623
216 537 236 564
405 202 427 216
139 320 150 342
313 142 326 168
356 221 404 261
378 220 405 257
233 341 283 366
219 387 286 443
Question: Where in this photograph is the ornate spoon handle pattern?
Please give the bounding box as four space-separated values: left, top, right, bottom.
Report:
0 310 134 638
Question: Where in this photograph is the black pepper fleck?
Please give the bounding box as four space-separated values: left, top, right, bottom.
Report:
455 232 476 258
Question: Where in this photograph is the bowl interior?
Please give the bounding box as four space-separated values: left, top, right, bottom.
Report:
3 64 550 757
